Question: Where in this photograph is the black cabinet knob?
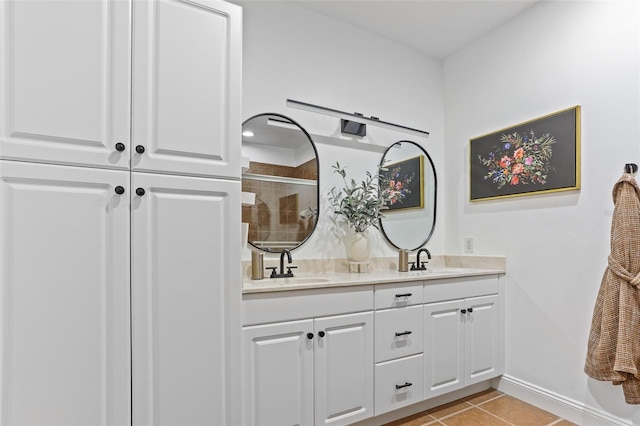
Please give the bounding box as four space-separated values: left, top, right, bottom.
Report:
136 188 146 196
135 145 145 154
468 308 473 313
318 331 325 338
114 186 125 195
307 333 314 339
115 143 125 152
461 309 467 314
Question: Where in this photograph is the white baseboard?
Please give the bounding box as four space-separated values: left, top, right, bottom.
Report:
494 375 632 426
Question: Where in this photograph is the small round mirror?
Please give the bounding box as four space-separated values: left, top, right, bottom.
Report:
242 113 319 252
379 140 437 250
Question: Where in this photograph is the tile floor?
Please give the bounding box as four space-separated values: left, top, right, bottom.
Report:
385 389 577 426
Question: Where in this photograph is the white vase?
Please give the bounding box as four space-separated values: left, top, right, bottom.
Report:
348 231 371 262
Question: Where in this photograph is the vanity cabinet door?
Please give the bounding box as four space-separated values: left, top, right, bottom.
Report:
131 0 241 179
465 294 500 386
0 161 130 425
314 311 374 426
0 0 130 169
424 299 466 398
242 320 314 426
131 171 241 426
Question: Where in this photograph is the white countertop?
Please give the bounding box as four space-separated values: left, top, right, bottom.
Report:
243 266 505 293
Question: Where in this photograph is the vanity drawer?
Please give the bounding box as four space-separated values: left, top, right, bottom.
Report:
424 275 499 303
375 305 423 363
375 354 424 416
375 282 423 309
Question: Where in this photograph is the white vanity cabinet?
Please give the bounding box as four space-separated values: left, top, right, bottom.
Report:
0 0 242 424
373 282 425 415
423 276 501 399
242 287 375 426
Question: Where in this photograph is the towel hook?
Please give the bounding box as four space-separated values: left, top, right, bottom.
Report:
624 163 638 174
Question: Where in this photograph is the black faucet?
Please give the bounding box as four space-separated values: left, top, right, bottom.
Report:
410 248 431 271
266 249 297 278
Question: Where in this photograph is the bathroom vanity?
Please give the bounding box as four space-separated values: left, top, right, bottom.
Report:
241 258 505 426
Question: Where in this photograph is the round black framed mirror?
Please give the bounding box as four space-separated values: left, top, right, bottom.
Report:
378 140 437 250
242 113 319 252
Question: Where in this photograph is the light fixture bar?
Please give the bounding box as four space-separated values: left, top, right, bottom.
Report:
286 98 429 138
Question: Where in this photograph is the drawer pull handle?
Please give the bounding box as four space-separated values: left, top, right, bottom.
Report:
395 382 413 390
395 331 412 337
395 293 412 298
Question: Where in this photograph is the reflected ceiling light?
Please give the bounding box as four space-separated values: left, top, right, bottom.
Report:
242 130 255 137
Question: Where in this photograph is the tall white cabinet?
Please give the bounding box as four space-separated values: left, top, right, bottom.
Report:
0 1 242 425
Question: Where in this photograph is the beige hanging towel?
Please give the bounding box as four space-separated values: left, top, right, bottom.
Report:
585 173 640 404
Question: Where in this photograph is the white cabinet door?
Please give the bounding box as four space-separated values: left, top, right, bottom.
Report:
242 320 314 426
132 0 241 179
0 0 130 169
314 311 374 426
465 294 500 386
424 299 465 398
0 160 130 425
131 172 240 426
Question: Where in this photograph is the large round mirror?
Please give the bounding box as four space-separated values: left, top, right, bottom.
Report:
242 113 319 252
379 140 437 250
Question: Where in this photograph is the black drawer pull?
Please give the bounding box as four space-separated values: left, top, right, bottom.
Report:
395 382 413 390
395 293 412 298
461 309 467 314
395 331 412 337
468 307 474 313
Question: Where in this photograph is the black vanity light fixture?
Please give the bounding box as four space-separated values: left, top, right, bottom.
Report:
286 98 430 138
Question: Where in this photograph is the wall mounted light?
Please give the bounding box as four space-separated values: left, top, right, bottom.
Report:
286 98 429 138
341 119 366 137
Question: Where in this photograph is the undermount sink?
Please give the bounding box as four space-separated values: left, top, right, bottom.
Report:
425 267 468 273
271 276 331 285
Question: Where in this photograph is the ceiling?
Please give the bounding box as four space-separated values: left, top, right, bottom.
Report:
289 0 541 59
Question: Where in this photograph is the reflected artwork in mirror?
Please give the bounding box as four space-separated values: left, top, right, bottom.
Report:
379 140 437 250
242 113 319 252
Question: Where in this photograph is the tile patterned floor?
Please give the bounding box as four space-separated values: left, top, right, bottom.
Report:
385 389 577 426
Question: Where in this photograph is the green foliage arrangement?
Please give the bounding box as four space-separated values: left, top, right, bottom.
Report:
328 162 393 233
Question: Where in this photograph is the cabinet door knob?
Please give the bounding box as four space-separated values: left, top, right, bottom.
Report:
461 309 467 314
115 143 125 152
395 382 413 390
135 145 145 154
307 333 314 339
318 331 325 338
468 307 473 313
136 188 146 196
114 186 125 195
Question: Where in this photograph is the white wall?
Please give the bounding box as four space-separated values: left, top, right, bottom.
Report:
233 0 445 260
444 1 640 423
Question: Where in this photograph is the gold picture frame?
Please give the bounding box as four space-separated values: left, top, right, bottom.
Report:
469 106 581 201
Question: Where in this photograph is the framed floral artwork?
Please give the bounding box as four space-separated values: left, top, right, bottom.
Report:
470 106 581 201
381 154 424 211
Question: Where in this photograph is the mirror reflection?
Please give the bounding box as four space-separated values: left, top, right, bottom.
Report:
379 140 437 250
242 113 319 252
